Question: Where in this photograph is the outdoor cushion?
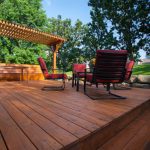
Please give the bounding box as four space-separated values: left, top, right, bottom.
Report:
45 73 67 79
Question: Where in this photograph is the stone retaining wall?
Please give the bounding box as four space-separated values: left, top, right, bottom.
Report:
130 75 150 88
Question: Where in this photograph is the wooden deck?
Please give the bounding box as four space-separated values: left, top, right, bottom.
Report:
0 80 149 150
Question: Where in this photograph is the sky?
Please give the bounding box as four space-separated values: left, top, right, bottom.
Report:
42 0 146 59
42 0 91 24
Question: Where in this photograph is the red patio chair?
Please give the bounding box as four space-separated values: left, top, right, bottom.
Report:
38 57 67 90
84 50 128 99
72 64 86 91
113 60 135 89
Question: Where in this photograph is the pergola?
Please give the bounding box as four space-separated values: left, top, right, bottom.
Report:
0 20 66 73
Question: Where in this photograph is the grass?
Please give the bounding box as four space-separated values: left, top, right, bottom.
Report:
65 64 150 76
66 71 72 77
133 64 150 75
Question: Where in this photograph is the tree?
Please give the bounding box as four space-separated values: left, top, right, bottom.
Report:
82 20 118 61
46 16 88 71
82 0 118 61
0 0 48 64
88 0 150 60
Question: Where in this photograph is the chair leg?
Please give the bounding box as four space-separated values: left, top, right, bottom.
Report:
84 77 86 93
96 83 98 88
84 83 126 100
108 91 126 99
76 76 79 91
75 76 77 86
63 78 65 89
107 84 126 99
72 74 74 87
113 83 117 90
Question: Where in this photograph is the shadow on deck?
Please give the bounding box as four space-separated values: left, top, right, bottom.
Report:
0 80 149 150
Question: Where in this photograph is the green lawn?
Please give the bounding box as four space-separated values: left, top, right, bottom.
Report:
133 64 150 75
66 71 72 77
66 64 150 76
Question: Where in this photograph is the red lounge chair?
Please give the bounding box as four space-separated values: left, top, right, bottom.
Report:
113 60 135 89
72 64 86 91
125 60 135 81
38 57 67 90
84 50 128 99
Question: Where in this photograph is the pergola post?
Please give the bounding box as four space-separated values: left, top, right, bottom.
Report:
52 43 62 74
0 20 66 75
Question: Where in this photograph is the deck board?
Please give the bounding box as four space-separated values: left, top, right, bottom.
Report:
1 100 63 150
0 103 36 150
0 81 149 150
11 99 78 147
99 109 150 150
0 132 7 150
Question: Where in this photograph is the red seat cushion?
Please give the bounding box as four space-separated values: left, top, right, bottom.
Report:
73 64 86 73
45 73 67 79
86 74 122 83
76 73 85 78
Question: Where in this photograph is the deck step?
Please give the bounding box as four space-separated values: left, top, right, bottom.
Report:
70 99 150 150
98 102 150 150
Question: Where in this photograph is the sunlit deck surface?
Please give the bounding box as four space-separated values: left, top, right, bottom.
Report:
0 80 150 150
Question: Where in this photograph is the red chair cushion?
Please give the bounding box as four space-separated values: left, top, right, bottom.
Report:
76 73 85 78
73 64 86 73
86 74 122 83
125 60 134 80
38 57 49 75
45 73 67 79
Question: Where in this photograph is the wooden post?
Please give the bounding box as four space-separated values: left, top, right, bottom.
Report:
53 51 57 74
52 43 62 74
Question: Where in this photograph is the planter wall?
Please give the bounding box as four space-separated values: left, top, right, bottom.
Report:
0 63 44 81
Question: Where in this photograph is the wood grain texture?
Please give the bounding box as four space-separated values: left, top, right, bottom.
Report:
0 20 65 46
99 109 150 150
0 104 36 150
0 132 7 150
0 81 149 150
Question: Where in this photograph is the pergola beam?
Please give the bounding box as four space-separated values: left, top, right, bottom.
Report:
0 20 66 73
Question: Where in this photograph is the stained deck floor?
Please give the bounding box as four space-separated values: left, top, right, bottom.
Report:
0 80 149 150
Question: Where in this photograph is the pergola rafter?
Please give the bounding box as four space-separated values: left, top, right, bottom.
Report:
0 20 66 73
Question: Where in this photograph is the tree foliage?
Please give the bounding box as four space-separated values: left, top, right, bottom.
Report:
0 1 89 70
82 13 118 60
46 16 88 70
0 0 48 64
88 0 150 59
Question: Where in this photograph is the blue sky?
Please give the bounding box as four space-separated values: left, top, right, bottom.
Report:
42 0 91 24
42 0 146 59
